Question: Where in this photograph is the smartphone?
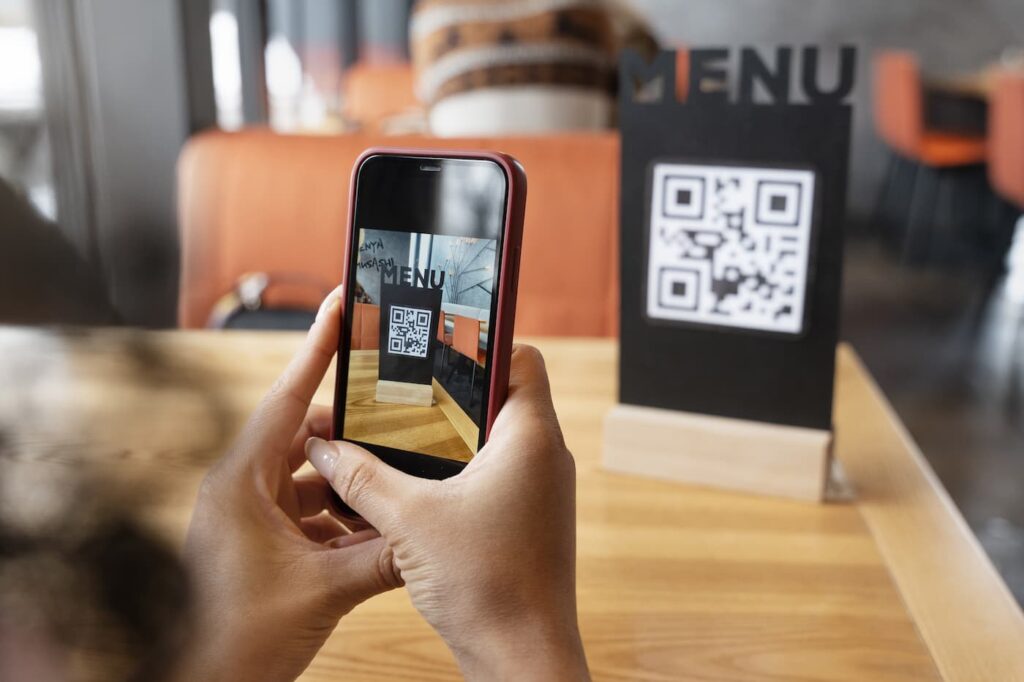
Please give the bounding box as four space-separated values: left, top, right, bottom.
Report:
331 149 526 489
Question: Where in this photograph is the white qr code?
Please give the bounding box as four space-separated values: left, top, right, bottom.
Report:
646 162 816 335
388 306 432 358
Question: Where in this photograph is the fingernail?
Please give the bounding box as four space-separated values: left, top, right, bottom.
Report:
305 437 338 478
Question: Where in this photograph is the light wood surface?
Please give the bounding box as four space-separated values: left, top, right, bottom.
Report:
375 379 434 407
433 378 479 453
835 351 1024 682
1 329 1022 681
604 403 832 502
344 349 473 462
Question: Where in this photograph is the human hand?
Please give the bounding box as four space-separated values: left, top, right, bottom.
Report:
179 288 401 682
306 345 589 681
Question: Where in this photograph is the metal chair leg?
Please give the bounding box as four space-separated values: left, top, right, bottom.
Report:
903 164 940 266
872 153 898 239
446 354 459 383
470 362 477 406
888 155 918 250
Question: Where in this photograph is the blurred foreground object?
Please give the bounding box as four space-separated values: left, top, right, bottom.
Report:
411 0 655 136
0 459 191 682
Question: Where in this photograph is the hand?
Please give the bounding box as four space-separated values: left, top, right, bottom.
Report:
306 345 590 681
179 287 401 682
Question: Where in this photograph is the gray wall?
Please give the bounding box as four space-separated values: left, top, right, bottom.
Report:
629 0 1024 220
355 229 410 304
73 0 196 326
355 230 496 312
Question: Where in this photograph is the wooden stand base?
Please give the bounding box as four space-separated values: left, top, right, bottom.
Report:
603 404 832 503
375 380 434 407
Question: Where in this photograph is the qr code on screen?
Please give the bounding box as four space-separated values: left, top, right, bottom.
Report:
646 162 816 335
388 306 432 358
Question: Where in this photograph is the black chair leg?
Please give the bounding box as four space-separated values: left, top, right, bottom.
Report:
929 169 957 265
887 156 918 252
903 164 940 265
872 153 898 239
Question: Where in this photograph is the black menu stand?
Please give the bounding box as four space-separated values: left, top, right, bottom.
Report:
604 47 855 502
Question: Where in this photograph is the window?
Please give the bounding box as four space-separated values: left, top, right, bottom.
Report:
210 0 244 131
0 0 55 219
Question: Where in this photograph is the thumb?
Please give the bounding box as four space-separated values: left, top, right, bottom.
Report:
305 437 419 534
320 534 403 608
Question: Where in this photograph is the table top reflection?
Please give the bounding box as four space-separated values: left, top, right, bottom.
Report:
0 328 1021 681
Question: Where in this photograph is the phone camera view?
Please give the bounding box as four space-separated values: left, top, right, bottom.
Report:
343 227 500 462
340 157 507 465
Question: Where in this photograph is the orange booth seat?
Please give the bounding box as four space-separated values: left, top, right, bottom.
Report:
350 302 380 350
178 130 620 336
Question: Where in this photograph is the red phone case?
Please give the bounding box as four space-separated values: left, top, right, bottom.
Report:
334 147 527 448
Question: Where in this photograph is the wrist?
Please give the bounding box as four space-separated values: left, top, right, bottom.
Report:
174 611 293 682
448 610 590 681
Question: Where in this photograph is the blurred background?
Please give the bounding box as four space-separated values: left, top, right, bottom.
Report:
0 0 1022 601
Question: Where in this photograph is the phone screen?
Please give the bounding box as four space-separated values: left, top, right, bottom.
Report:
333 155 509 476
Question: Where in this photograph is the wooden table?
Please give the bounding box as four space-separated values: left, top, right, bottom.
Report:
1 329 1022 681
343 349 477 461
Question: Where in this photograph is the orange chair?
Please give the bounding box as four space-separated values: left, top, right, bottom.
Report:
989 72 1024 211
872 51 989 263
350 303 380 350
437 310 452 364
178 130 620 336
874 52 987 167
451 315 485 402
984 71 1024 288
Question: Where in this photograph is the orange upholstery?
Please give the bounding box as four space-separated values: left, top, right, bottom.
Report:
452 315 485 366
915 133 989 168
351 303 379 350
437 312 452 344
989 72 1024 209
178 130 620 336
343 62 418 129
873 51 987 167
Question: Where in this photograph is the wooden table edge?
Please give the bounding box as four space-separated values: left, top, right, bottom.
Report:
837 344 1024 681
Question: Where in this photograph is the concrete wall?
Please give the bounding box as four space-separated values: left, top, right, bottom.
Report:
73 0 194 326
628 0 1024 221
355 229 410 304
